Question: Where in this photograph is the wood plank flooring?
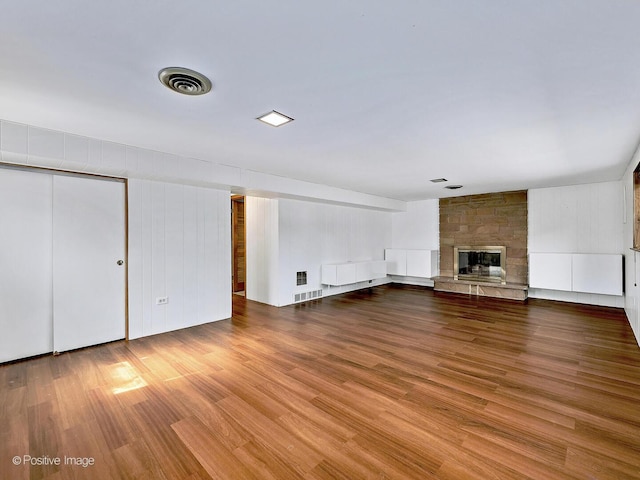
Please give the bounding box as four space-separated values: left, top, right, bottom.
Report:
2 285 640 479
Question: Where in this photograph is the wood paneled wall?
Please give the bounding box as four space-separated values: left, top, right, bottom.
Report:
529 182 623 254
246 197 391 307
391 199 439 250
277 198 391 306
245 196 280 305
127 179 231 339
0 119 404 211
528 181 624 308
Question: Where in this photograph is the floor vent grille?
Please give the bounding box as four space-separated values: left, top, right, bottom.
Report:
294 289 323 303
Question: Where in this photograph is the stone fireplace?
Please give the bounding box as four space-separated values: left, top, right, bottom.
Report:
436 191 528 300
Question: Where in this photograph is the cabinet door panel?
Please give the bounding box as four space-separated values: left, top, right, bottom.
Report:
406 250 432 278
321 265 337 285
572 254 622 295
385 249 407 275
355 262 372 282
336 263 357 285
529 253 572 291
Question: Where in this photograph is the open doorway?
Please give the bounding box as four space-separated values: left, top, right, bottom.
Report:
231 195 246 295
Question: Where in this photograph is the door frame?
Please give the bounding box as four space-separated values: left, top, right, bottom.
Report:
231 195 246 293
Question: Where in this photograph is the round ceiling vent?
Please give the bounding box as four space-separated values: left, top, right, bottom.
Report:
158 67 212 95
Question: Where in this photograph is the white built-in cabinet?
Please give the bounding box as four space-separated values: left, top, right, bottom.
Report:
385 249 439 278
0 167 126 363
321 260 387 286
529 253 623 296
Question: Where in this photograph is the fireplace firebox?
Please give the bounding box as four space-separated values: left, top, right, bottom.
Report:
454 245 506 284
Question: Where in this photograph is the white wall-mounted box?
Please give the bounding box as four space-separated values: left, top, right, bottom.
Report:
385 249 438 278
322 260 387 286
529 252 622 296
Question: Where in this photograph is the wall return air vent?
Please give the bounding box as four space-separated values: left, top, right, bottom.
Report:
294 290 322 303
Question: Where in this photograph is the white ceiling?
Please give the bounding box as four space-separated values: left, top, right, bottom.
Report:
1 1 639 201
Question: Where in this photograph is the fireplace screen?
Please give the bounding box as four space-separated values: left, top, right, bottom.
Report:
454 246 506 284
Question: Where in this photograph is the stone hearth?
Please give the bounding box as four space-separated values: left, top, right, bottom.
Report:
433 276 528 301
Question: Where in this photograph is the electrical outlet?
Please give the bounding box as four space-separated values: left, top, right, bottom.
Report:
156 296 168 305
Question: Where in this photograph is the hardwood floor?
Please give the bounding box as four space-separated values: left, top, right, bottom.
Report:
2 285 640 479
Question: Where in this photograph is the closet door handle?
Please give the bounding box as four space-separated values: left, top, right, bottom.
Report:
117 260 124 266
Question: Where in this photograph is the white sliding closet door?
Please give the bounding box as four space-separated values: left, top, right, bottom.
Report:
52 175 126 353
0 168 53 363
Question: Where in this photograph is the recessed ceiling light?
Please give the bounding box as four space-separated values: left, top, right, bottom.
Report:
445 185 463 190
430 178 448 183
257 110 294 127
158 67 212 95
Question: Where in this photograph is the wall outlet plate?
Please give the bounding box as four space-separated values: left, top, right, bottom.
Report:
156 297 168 305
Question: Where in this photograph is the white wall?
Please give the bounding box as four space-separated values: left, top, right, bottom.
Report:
622 151 640 346
528 181 624 307
391 199 439 249
245 197 392 307
389 199 440 286
245 196 280 306
123 179 231 339
278 198 392 306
